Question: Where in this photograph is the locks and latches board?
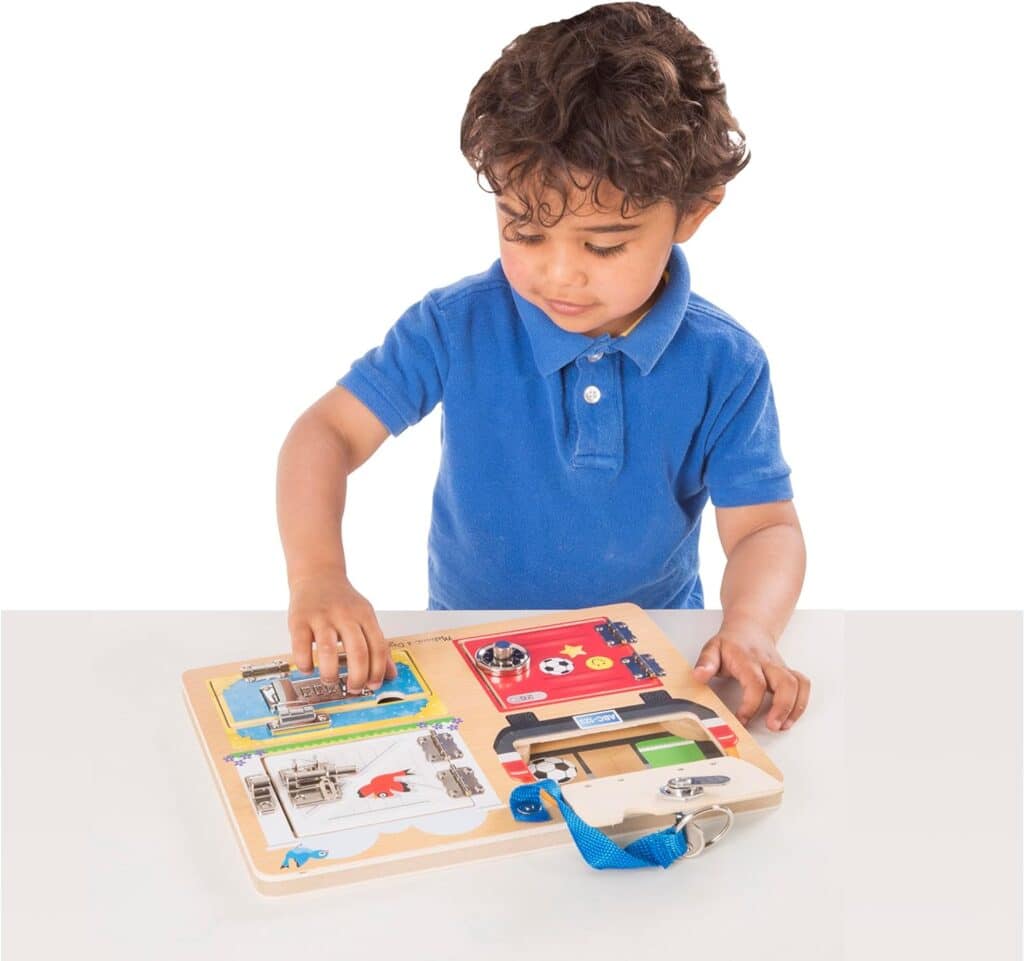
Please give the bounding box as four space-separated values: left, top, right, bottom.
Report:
183 604 783 894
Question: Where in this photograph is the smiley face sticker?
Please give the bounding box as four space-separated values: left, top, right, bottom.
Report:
585 655 614 671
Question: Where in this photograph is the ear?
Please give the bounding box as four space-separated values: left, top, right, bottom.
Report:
674 185 726 243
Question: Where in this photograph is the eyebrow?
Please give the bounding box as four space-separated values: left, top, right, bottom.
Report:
497 201 642 234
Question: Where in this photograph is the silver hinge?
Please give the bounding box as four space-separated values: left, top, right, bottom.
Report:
417 729 463 763
622 652 665 679
437 762 484 798
596 620 636 646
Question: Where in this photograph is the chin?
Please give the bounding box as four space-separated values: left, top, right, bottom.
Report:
552 317 601 334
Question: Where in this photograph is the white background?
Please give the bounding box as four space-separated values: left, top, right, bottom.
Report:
2 1 1022 610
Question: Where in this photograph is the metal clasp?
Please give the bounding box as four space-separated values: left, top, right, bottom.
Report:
673 804 734 858
659 774 731 801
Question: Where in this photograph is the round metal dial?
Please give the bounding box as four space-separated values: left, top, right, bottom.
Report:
475 639 530 677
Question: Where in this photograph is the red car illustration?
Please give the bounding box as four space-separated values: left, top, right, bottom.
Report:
357 769 414 798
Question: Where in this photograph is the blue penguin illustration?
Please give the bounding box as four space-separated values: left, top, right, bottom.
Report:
280 844 329 869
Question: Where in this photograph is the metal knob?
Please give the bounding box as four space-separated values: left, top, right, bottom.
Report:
661 777 704 800
475 640 530 677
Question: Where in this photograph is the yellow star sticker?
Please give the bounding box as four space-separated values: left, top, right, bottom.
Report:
560 644 586 658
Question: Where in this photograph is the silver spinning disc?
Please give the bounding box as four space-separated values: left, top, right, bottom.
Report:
475 639 530 677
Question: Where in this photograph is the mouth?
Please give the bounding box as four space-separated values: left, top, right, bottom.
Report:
546 298 595 315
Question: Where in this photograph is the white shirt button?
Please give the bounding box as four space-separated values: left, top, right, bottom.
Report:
583 385 602 404
587 352 604 362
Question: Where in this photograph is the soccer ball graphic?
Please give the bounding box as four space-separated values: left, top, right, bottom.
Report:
529 756 578 784
539 657 574 676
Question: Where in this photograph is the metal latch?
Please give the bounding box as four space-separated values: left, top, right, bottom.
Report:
279 756 357 807
268 704 330 735
659 775 731 800
417 729 463 763
263 675 371 713
241 659 289 682
245 774 277 814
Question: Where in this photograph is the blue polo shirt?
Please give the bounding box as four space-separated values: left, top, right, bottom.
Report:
338 243 792 610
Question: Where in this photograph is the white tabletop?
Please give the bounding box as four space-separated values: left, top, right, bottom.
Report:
2 610 1020 960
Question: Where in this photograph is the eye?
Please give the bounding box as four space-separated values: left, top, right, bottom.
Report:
588 243 627 258
507 233 627 258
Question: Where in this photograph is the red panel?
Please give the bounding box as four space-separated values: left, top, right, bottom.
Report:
456 617 662 711
707 722 738 749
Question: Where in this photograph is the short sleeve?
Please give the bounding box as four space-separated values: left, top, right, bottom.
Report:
704 347 793 507
337 292 450 437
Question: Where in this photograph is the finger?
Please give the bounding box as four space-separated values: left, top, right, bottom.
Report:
384 654 398 681
692 637 722 682
312 621 341 682
362 614 391 690
290 623 315 673
763 663 799 732
782 671 812 730
338 621 369 691
733 661 768 727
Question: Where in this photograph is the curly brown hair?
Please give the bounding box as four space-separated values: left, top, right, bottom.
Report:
460 2 749 237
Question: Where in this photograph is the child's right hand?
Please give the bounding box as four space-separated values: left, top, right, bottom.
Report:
286 566 398 689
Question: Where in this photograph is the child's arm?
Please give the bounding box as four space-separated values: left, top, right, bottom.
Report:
691 500 810 731
276 385 397 688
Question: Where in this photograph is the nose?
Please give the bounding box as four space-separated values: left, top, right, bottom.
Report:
544 245 587 290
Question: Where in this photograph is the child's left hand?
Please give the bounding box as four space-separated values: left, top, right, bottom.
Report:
691 621 810 731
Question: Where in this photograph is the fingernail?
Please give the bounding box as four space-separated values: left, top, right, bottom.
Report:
368 682 381 691
783 721 792 730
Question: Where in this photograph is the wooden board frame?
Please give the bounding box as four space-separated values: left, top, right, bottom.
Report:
182 603 783 894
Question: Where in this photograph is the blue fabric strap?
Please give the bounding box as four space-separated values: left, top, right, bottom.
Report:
509 778 690 869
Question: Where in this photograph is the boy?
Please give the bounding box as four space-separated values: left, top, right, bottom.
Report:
277 2 810 731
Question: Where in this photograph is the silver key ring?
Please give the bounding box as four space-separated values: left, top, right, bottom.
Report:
674 804 734 858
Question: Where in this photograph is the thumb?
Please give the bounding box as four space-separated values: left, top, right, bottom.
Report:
692 637 722 681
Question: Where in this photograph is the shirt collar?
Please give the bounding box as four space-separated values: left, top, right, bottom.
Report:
501 243 691 377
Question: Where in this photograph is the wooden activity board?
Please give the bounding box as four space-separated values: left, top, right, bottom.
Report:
182 603 783 894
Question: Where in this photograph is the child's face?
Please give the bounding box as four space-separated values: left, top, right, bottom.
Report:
496 174 719 338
